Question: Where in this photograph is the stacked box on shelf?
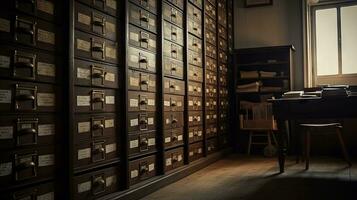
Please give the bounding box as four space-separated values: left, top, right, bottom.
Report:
0 0 61 198
72 0 120 198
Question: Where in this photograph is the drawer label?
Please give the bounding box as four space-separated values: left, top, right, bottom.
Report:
178 135 183 141
105 96 115 104
164 137 171 143
130 169 138 178
0 162 12 176
77 39 91 52
105 119 114 128
37 93 55 107
130 140 139 148
105 143 117 154
148 138 155 146
188 116 193 122
78 122 90 133
38 29 55 45
37 0 54 15
148 117 154 125
0 55 10 68
130 32 139 41
78 13 91 25
105 46 117 59
106 0 117 9
165 158 172 166
38 62 56 77
0 90 11 103
106 22 116 33
38 124 55 136
78 148 91 160
148 163 155 172
148 99 155 106
129 77 139 86
129 99 138 107
105 72 115 82
106 175 117 187
130 119 138 127
164 100 170 106
77 96 90 106
189 151 194 156
149 39 156 48
198 148 202 154
38 154 55 167
189 131 193 138
188 100 193 106
149 80 155 87
37 192 54 200
77 68 90 79
77 181 91 193
178 154 182 161
0 18 10 32
0 126 13 139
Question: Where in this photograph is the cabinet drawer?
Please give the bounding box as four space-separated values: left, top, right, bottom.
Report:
128 70 156 92
78 0 117 17
188 142 203 162
206 124 218 138
129 155 156 186
219 123 228 135
188 3 202 24
206 56 217 72
130 0 157 14
129 3 157 33
128 46 156 73
74 114 117 143
218 25 227 39
4 182 55 200
218 37 227 51
219 73 228 86
75 2 117 41
163 112 184 130
205 16 216 32
164 147 184 172
189 0 203 9
73 167 119 200
128 91 156 112
206 111 218 125
163 40 183 61
188 126 203 144
205 29 217 46
167 0 184 10
188 96 202 111
220 98 229 110
207 138 218 154
163 78 185 95
187 49 202 67
73 138 119 170
0 80 57 112
163 57 184 79
75 31 118 64
127 112 156 133
206 70 217 85
220 109 228 120
187 19 202 38
218 63 228 74
163 128 184 149
163 3 183 28
187 81 202 97
206 42 217 59
188 111 203 127
205 2 216 19
164 94 184 112
205 97 217 111
206 84 217 98
188 65 203 83
218 50 228 63
0 146 55 188
128 131 156 157
163 21 183 46
0 46 59 84
75 59 119 89
219 87 228 98
218 1 227 26
207 0 217 6
188 34 202 54
129 25 157 53
0 115 57 149
74 87 116 113
0 14 59 52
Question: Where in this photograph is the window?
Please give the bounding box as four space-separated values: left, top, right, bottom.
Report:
311 2 357 85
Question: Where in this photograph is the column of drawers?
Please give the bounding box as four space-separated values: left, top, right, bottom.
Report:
187 0 204 163
204 0 219 155
162 1 185 172
72 0 120 199
127 0 159 186
0 0 61 198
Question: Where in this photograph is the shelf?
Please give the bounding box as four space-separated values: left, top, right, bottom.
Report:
236 90 287 95
237 76 289 81
237 61 289 67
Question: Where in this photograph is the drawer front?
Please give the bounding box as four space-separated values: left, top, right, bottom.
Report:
205 2 216 18
73 167 119 200
163 78 185 95
205 16 216 32
163 57 184 79
75 59 119 89
188 111 203 127
188 96 202 111
218 37 228 51
163 112 184 130
188 126 203 143
130 0 157 14
129 155 156 185
74 87 116 113
188 65 203 83
188 19 202 38
163 94 184 112
219 123 228 135
207 138 218 154
188 142 203 162
78 0 117 17
128 91 156 112
4 182 55 200
206 124 218 138
220 109 228 120
205 29 217 46
218 25 227 39
188 34 202 53
129 25 157 53
0 147 55 187
0 115 57 149
188 3 202 24
128 70 156 92
189 0 203 9
128 46 156 73
218 1 227 26
163 3 183 28
206 70 217 85
128 131 156 157
74 114 117 143
219 73 228 86
206 111 218 125
167 0 184 10
206 84 217 98
127 112 156 133
205 97 217 111
73 138 119 169
218 63 228 74
0 80 57 112
129 3 157 33
163 21 183 46
0 14 58 52
220 98 229 110
206 43 217 59
75 2 117 41
187 49 202 67
164 147 184 172
163 128 184 149
187 81 202 97
0 46 59 84
75 31 118 64
206 56 217 72
163 40 183 61
219 87 228 98
207 0 217 6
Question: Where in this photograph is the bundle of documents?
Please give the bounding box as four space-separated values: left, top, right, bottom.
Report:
240 71 259 79
322 87 348 97
282 91 304 98
236 81 261 92
260 71 277 78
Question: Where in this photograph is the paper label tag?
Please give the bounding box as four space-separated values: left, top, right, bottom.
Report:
178 155 182 161
105 119 114 128
0 90 11 103
129 99 138 107
0 18 10 32
148 163 155 172
148 138 155 146
164 137 171 143
178 135 183 141
77 68 90 79
78 148 91 160
0 162 12 176
38 29 55 44
37 192 54 200
106 175 117 187
164 100 170 106
129 77 139 86
37 93 55 107
130 140 139 148
107 0 117 9
130 170 138 178
38 154 54 167
189 151 194 156
166 158 172 166
0 55 10 68
105 96 115 104
77 39 91 52
189 132 193 138
77 181 91 193
77 96 90 106
148 99 155 106
188 101 193 106
38 124 55 136
78 122 90 133
130 119 138 127
105 72 115 82
189 116 193 122
105 143 116 154
198 148 202 154
105 47 117 59
37 0 54 15
38 62 55 77
148 117 154 125
0 126 13 139
78 13 91 25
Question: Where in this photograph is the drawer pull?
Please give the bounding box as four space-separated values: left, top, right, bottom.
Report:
95 147 105 153
93 97 105 102
193 88 197 92
141 80 149 85
16 27 34 35
140 38 149 42
172 119 178 123
194 131 198 136
93 21 105 27
140 100 147 105
140 139 148 146
15 62 34 68
171 50 177 53
172 157 178 162
171 13 177 18
93 178 105 186
193 73 198 77
171 32 177 36
93 124 104 130
193 27 198 31
172 135 178 141
92 72 105 78
140 166 148 173
140 119 148 124
171 67 177 71
193 102 198 106
92 46 104 52
16 94 35 101
169 85 175 89
193 13 198 17
16 161 35 170
193 57 198 61
193 117 198 122
18 128 37 135
171 102 177 107
139 58 148 63
140 16 149 22
193 43 198 47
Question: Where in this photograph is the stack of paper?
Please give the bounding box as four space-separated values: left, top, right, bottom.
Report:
260 71 277 78
282 91 304 98
236 81 261 92
240 71 259 79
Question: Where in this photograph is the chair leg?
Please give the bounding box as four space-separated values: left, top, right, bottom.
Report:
247 131 252 155
305 130 311 170
336 127 352 167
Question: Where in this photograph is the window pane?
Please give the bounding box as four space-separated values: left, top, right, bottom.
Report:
341 5 357 74
315 8 339 76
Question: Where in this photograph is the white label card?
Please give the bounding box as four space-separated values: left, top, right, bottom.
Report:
77 181 91 193
148 163 155 172
37 93 55 107
106 175 117 187
105 72 115 82
166 158 172 166
78 122 90 133
77 96 90 106
0 55 10 68
105 143 117 154
164 137 171 143
148 118 154 125
105 119 114 128
77 39 91 52
148 99 155 106
105 96 115 104
78 148 91 160
0 126 13 139
130 119 138 127
129 99 138 107
78 13 91 25
0 18 10 32
38 62 56 77
38 154 55 167
130 140 139 148
38 124 55 136
37 29 55 44
37 0 54 15
148 138 155 146
0 162 12 176
177 135 183 141
164 101 170 106
77 68 90 79
0 90 11 103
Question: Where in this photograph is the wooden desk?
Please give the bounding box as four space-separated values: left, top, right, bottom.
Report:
269 95 357 173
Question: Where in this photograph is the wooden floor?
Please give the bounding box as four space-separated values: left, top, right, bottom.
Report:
141 154 356 200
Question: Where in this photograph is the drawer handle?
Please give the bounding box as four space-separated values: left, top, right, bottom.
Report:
16 94 35 101
140 16 149 22
93 21 105 27
140 38 149 42
194 131 199 136
16 27 34 35
171 13 177 18
140 166 148 173
140 100 147 105
172 135 178 141
193 102 198 106
172 157 178 162
193 43 198 47
92 72 105 78
193 12 198 17
169 85 175 89
193 57 198 61
140 139 148 146
93 97 105 102
172 119 178 124
16 161 35 170
93 124 104 130
171 32 177 36
193 88 197 92
95 147 105 153
193 72 198 77
18 128 37 135
193 117 198 122
93 178 105 187
92 46 104 52
171 49 177 53
193 27 198 31
171 67 177 71
141 80 149 85
171 102 177 107
139 58 148 63
140 119 148 124
15 62 34 68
